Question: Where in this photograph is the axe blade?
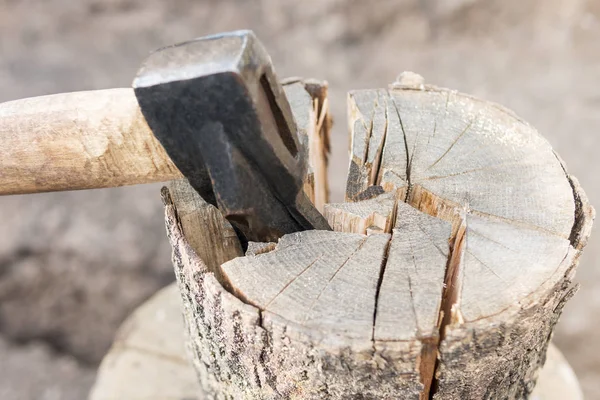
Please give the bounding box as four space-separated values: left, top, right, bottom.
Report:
133 30 330 243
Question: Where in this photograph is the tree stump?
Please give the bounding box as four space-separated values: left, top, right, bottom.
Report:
163 74 593 399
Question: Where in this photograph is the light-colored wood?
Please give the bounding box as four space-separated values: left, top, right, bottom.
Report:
346 89 392 201
90 283 584 400
163 180 243 283
282 78 331 212
222 231 390 340
165 74 593 399
374 202 451 398
89 284 199 400
0 88 181 195
324 191 396 234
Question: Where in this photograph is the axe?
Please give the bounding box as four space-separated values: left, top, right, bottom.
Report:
0 30 331 243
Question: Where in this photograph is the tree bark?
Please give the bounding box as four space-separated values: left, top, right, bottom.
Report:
164 74 593 399
89 284 584 400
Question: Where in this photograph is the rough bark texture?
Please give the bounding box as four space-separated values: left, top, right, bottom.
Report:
164 76 593 399
89 282 584 400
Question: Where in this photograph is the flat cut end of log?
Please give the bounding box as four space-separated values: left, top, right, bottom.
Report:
165 74 593 399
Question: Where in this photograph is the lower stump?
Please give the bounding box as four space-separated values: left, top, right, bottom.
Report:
88 284 584 400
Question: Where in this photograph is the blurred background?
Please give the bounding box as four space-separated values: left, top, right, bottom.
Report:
0 0 599 398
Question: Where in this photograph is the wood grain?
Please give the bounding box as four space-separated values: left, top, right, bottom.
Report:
283 78 331 212
162 180 243 285
0 88 181 195
324 191 396 234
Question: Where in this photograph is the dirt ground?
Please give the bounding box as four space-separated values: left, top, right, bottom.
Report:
1 0 599 398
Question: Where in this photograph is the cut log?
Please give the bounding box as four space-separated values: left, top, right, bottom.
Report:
165 74 593 399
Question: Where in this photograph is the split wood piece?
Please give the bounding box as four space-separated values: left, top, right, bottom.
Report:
162 182 243 282
164 74 593 399
324 191 397 234
346 88 394 202
283 77 332 212
0 88 182 195
223 230 391 341
373 201 452 398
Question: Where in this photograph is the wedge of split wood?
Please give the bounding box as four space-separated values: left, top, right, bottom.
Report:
163 74 593 399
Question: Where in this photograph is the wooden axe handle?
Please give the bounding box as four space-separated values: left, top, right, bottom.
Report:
0 88 182 195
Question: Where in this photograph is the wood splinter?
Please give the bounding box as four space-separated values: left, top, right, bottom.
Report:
164 75 593 399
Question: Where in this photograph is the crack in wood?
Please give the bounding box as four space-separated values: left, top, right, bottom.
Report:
414 221 448 259
425 119 473 172
418 161 523 182
388 91 412 202
459 246 573 326
429 217 467 399
362 104 375 166
468 209 568 240
466 249 509 284
407 270 420 336
468 229 516 253
371 234 393 342
371 95 388 186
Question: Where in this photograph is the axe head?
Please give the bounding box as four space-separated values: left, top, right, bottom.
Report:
133 30 330 243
